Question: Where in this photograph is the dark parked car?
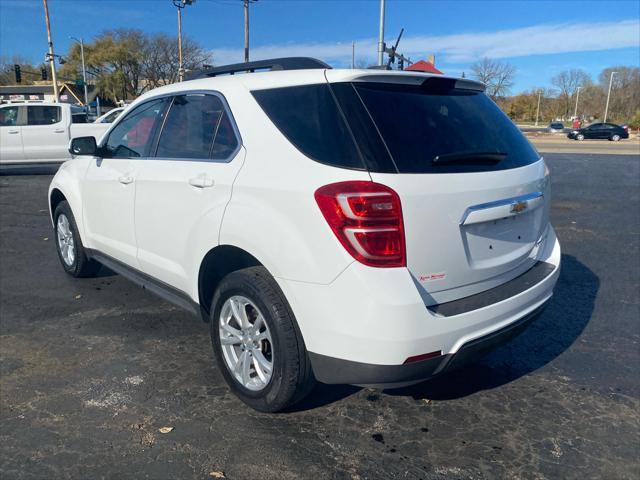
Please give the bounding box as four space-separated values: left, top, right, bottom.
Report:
567 123 629 141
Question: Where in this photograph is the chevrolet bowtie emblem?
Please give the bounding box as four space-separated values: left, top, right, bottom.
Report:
510 200 528 214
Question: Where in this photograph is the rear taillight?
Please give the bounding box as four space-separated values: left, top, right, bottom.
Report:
315 181 406 268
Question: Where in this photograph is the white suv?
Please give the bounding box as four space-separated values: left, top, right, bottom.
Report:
49 58 560 412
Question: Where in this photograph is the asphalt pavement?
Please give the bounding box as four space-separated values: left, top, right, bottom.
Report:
1 153 639 479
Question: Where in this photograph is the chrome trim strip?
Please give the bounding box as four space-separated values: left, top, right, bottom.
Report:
460 191 544 226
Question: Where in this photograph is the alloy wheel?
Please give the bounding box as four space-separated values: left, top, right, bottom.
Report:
219 295 274 391
56 214 75 267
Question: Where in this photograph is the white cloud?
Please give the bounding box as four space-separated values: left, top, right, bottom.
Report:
211 20 640 66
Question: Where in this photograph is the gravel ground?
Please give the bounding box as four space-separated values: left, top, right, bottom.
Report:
1 153 639 480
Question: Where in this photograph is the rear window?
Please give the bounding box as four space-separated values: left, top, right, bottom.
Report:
253 81 540 174
352 82 540 173
27 106 61 125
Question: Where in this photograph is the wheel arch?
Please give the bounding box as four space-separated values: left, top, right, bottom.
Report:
197 244 263 322
49 188 67 222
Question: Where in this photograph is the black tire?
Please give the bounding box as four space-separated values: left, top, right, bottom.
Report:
53 201 101 277
210 266 316 412
610 134 621 142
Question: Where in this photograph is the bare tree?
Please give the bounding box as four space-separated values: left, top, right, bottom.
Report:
551 69 590 119
470 57 516 99
141 33 212 89
598 66 640 123
60 30 212 103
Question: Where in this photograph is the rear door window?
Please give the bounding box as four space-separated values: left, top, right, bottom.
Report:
155 93 238 160
104 98 167 158
352 81 540 173
27 106 61 125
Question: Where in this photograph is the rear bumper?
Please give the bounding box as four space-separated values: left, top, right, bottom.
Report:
309 300 548 387
276 225 560 382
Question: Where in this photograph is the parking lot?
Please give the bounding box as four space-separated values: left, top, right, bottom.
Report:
1 151 639 479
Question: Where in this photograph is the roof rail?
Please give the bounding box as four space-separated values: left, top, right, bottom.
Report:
185 57 331 80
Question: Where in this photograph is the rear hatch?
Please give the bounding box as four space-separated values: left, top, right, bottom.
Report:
328 74 550 304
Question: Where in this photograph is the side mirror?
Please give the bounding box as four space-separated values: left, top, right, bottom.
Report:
69 136 98 156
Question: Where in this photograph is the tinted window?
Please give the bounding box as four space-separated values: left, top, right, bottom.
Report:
156 94 237 160
104 98 167 158
352 82 540 173
72 113 88 124
27 106 61 125
211 110 239 160
0 107 19 126
252 84 365 169
588 123 602 130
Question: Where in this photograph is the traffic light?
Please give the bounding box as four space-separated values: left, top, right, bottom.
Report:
41 67 48 81
14 64 21 83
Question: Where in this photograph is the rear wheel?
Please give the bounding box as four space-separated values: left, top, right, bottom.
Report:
576 134 585 141
610 134 621 142
54 201 100 277
210 266 315 412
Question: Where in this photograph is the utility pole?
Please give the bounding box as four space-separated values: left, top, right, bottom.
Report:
70 37 89 113
42 0 59 102
244 0 249 62
377 0 385 66
603 71 617 123
173 0 193 82
352 41 355 69
535 90 542 127
243 0 257 63
177 5 183 80
573 86 582 119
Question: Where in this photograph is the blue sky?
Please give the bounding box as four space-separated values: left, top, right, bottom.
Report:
0 0 638 93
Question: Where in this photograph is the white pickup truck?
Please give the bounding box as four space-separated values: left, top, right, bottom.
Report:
0 102 111 165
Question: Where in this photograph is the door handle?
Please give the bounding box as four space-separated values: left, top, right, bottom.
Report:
8 130 19 134
118 175 134 185
54 129 65 133
188 175 214 189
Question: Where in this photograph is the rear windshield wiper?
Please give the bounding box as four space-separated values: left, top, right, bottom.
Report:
432 152 507 165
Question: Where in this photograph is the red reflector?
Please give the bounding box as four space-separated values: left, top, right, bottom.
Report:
315 181 406 268
403 350 443 364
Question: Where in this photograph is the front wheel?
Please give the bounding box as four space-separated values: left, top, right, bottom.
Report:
610 134 621 142
210 267 315 412
53 201 100 277
576 134 585 141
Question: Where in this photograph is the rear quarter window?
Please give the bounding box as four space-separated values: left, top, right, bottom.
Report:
252 84 365 170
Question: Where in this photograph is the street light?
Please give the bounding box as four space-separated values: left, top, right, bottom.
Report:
573 86 582 119
172 0 194 82
70 36 89 114
603 71 617 123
